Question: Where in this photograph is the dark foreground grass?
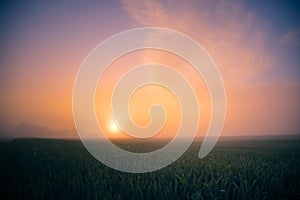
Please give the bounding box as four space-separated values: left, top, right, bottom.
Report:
0 138 299 199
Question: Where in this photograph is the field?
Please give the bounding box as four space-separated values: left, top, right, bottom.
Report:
0 138 299 199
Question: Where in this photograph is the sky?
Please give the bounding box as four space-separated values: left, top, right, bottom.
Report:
0 0 300 139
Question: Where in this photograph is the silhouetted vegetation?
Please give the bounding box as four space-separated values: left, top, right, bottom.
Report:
0 138 299 199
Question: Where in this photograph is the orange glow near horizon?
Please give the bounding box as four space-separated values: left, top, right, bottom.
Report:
95 49 209 140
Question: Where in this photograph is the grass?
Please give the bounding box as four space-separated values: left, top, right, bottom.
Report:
0 138 299 199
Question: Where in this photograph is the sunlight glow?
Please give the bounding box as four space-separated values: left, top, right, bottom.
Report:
109 122 119 133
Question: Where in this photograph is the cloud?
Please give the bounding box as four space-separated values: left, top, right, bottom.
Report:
121 0 275 87
279 28 300 46
11 122 77 139
122 0 170 26
120 0 300 137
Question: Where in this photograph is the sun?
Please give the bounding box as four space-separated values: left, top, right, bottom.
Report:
109 122 120 133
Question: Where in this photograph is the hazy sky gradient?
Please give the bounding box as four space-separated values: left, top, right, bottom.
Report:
0 0 299 138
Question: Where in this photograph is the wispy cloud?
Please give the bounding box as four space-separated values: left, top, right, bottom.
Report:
121 0 275 86
122 1 170 26
279 28 300 46
11 122 77 139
